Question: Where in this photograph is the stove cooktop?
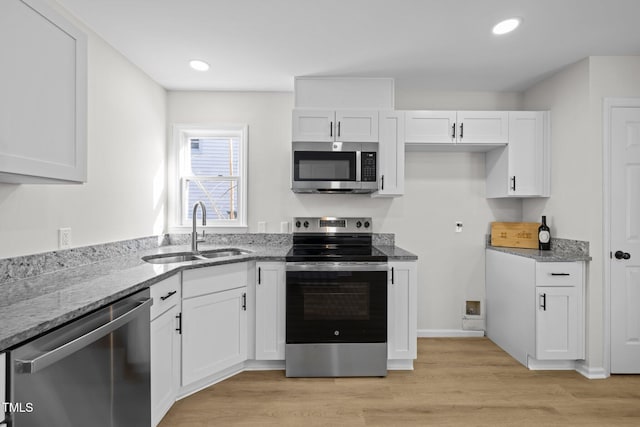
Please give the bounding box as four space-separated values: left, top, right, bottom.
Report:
285 245 388 263
286 216 387 263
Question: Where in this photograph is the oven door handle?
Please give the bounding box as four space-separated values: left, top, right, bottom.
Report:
14 298 152 374
286 262 388 272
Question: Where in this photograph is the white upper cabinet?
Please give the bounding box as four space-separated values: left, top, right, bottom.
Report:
292 109 378 142
405 111 457 144
0 0 87 183
374 111 405 197
486 111 550 198
405 111 508 148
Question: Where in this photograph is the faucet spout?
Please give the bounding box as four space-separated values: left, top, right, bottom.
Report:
192 201 207 253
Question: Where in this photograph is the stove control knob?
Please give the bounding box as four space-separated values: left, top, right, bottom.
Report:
364 221 370 228
303 221 309 228
356 221 362 228
295 220 301 228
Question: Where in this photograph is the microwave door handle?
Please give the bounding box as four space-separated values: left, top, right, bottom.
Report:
15 298 152 374
356 151 361 182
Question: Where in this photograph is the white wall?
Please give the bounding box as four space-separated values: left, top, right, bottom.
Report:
168 90 523 332
0 10 167 258
522 56 640 371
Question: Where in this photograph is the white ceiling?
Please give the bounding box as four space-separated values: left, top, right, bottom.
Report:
56 0 640 92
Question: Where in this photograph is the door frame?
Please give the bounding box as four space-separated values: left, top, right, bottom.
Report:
603 97 640 376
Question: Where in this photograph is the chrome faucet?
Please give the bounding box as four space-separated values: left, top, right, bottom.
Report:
191 201 207 253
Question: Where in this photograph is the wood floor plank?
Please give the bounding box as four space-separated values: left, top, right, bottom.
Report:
159 338 640 426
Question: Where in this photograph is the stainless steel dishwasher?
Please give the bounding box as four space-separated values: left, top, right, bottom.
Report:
8 288 151 427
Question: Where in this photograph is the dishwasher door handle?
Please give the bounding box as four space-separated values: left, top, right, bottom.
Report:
15 297 152 374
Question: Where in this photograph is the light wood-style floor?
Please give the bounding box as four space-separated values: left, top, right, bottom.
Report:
159 338 640 426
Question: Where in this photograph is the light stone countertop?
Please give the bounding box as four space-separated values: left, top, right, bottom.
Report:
0 239 416 352
486 237 591 262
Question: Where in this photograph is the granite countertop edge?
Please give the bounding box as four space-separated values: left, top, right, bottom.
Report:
486 245 592 262
0 243 416 352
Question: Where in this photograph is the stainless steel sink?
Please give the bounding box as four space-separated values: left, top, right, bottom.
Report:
198 249 251 259
142 248 251 264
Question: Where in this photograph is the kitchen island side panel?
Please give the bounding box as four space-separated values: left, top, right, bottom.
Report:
486 249 536 366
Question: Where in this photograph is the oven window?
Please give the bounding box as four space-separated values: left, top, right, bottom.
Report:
303 283 370 321
294 151 356 181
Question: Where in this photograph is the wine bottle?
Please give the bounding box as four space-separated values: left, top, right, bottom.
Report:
538 216 551 250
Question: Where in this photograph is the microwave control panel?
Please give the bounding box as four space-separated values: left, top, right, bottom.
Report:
361 152 377 182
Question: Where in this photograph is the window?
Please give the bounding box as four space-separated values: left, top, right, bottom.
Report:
170 124 248 229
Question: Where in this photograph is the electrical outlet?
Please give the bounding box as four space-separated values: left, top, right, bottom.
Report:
59 228 71 249
455 222 463 233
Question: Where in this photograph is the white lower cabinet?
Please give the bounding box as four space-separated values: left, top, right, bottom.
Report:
255 262 286 360
387 261 418 360
486 249 585 368
150 275 181 427
181 263 248 387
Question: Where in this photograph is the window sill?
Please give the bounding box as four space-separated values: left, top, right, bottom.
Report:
168 225 249 234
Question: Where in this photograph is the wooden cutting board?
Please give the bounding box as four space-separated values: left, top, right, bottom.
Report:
491 222 540 249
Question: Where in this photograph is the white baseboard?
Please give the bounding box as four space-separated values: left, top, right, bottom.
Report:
575 361 608 379
418 329 485 338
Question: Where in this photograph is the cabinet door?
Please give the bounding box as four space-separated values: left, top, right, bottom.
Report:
0 0 87 183
405 111 456 144
335 110 379 142
151 305 180 426
182 287 247 386
292 110 335 142
387 261 417 360
508 111 548 196
535 286 580 360
457 111 508 144
255 262 286 360
374 111 405 197
485 111 550 198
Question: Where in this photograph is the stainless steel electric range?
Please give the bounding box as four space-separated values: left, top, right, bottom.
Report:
285 216 388 377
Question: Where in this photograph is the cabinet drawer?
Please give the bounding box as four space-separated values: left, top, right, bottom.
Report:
183 262 248 299
150 275 181 320
535 262 581 286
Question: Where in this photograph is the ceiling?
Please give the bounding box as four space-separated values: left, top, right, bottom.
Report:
56 0 640 92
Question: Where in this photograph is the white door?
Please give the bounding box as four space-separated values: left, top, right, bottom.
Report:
610 106 640 373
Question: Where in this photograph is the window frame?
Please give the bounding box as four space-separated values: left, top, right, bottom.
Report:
169 124 248 232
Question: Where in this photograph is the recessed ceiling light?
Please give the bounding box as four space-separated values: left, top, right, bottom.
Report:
189 59 210 71
492 18 521 35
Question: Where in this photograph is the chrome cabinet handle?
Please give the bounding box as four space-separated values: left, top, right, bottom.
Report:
460 122 464 139
381 175 385 191
539 293 547 311
337 121 341 137
510 176 516 191
330 121 333 137
451 123 456 139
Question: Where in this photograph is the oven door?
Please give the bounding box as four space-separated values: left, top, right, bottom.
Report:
286 262 387 344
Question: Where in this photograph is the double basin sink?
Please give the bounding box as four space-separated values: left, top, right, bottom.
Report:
142 248 251 264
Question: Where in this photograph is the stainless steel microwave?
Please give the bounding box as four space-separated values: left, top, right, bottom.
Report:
291 142 378 193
